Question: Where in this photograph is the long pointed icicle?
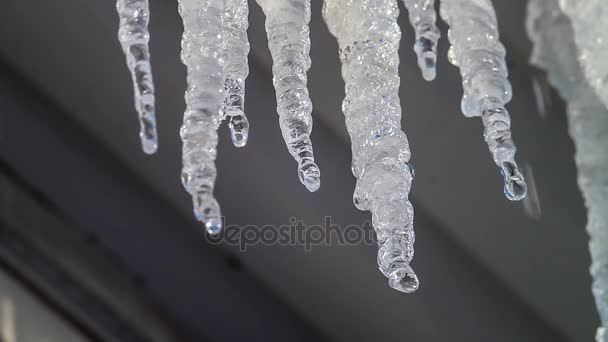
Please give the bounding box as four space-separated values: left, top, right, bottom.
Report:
223 0 250 148
401 0 440 81
178 0 225 235
256 0 321 192
439 0 527 201
526 1 608 340
116 0 159 154
324 0 418 293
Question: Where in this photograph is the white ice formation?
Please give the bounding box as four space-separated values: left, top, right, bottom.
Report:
113 0 540 294
323 0 418 293
178 0 225 235
256 0 321 192
440 0 527 201
527 0 608 340
558 0 608 112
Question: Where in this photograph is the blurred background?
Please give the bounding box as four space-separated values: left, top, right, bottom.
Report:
0 0 598 341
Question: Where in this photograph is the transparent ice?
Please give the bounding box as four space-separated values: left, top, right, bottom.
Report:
178 0 225 235
558 0 608 111
323 0 418 293
527 1 608 340
256 0 321 192
439 0 527 201
223 0 251 148
114 0 543 294
116 0 158 154
401 0 440 81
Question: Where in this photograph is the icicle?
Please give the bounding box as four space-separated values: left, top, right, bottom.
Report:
324 0 418 293
116 0 158 154
401 0 440 81
439 0 527 201
255 0 321 192
178 0 225 235
526 1 608 340
223 0 251 148
558 0 608 111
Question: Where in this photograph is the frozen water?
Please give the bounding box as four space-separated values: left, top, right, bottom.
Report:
558 0 608 111
527 1 608 339
223 0 251 147
440 0 527 201
401 0 440 81
116 0 158 154
178 0 225 234
324 0 418 293
256 0 321 192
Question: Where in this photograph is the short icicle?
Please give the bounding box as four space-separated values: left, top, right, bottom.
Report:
324 0 419 293
439 0 527 201
255 0 321 192
116 0 159 154
178 0 225 234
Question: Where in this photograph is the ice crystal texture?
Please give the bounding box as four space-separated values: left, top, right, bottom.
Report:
113 0 540 294
323 0 418 293
223 0 251 147
116 0 158 154
558 0 608 111
256 0 321 192
527 1 608 340
439 0 527 201
401 0 440 81
178 0 225 235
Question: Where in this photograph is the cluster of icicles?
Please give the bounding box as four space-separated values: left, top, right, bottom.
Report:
116 0 527 293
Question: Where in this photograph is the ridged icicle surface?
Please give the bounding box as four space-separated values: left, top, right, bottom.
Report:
558 0 608 111
323 0 418 293
178 0 225 235
116 0 158 154
223 0 251 147
401 0 440 81
439 0 527 201
527 1 608 340
256 0 321 192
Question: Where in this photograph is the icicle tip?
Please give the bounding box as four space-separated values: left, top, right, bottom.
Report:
388 265 419 293
139 116 158 154
298 163 321 192
500 161 528 201
228 112 250 148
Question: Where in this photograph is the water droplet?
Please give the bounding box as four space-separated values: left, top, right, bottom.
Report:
500 161 528 201
141 135 158 155
229 113 249 148
304 176 320 192
205 217 223 235
299 162 320 192
421 56 437 81
388 265 419 293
